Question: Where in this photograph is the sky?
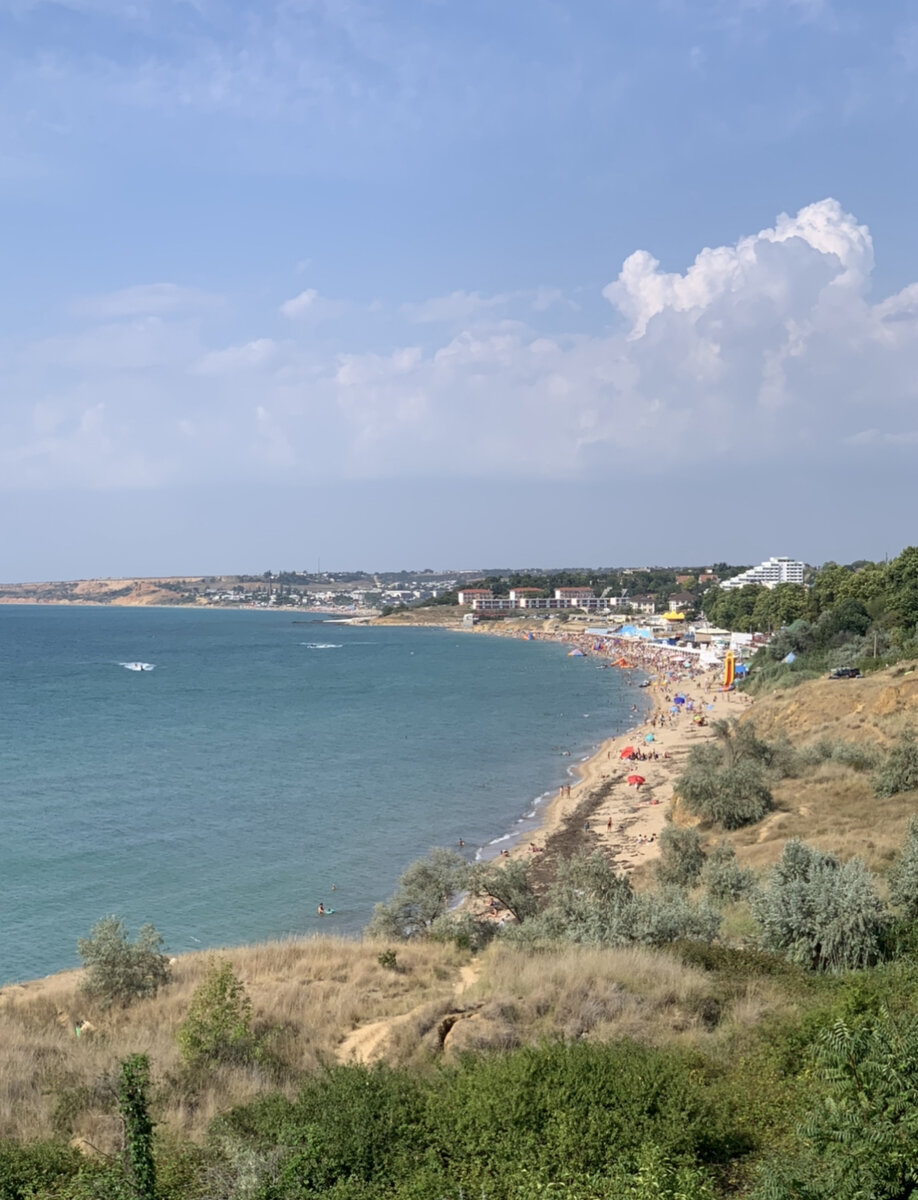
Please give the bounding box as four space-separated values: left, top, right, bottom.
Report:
1 0 917 578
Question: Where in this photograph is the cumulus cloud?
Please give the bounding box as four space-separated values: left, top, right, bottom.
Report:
3 199 918 490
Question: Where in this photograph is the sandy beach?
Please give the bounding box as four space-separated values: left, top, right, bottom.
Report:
465 622 752 899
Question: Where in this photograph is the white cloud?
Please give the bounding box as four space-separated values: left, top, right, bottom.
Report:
3 199 918 491
193 338 278 375
402 287 576 324
73 283 219 320
279 289 346 320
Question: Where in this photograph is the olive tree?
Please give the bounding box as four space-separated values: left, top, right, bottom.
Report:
77 917 171 1007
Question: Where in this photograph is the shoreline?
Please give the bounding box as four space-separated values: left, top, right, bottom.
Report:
460 624 751 900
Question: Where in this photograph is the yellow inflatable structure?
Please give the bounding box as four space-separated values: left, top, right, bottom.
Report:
722 651 735 690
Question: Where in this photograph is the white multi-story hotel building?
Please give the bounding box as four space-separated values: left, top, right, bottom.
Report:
720 557 806 591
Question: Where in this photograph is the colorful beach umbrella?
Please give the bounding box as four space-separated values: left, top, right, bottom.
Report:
620 746 635 759
627 774 645 786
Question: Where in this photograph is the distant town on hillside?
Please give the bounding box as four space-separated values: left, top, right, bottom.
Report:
0 557 815 615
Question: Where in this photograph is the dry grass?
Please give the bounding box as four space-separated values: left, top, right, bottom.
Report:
451 943 793 1054
0 937 462 1151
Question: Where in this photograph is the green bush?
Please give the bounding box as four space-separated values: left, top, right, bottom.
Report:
215 1043 742 1196
77 917 171 1008
366 849 469 940
0 1141 83 1200
751 1009 918 1199
888 815 918 920
874 726 918 797
468 857 539 923
512 852 720 949
751 840 886 971
678 757 774 830
655 824 706 888
178 960 255 1070
701 842 755 903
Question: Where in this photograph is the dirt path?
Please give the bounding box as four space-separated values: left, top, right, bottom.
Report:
337 960 483 1065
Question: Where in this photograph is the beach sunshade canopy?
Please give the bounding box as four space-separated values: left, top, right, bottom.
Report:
627 774 645 785
620 746 635 758
673 695 686 704
644 734 654 742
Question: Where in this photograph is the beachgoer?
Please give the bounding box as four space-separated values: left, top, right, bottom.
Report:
317 903 327 916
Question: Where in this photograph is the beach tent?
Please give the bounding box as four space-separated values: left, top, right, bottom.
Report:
673 695 686 705
644 733 654 743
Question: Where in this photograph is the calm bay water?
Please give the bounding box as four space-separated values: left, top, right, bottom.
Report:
0 606 637 984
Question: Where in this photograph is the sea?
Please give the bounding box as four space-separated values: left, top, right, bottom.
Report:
0 606 641 985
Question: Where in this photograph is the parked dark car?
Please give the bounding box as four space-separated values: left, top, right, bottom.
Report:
829 667 862 679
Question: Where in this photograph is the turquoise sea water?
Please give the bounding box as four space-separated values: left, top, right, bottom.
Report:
0 606 640 984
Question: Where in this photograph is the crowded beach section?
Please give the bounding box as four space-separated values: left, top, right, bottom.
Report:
470 621 751 915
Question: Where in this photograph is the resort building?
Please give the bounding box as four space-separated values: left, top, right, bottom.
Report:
667 591 696 611
720 557 805 591
457 588 494 606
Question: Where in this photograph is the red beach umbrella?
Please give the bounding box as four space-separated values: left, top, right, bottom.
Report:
620 746 636 759
627 774 646 786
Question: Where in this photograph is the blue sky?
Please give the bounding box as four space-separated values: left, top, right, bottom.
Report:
2 0 917 576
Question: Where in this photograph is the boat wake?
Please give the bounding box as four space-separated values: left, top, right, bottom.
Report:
301 643 342 650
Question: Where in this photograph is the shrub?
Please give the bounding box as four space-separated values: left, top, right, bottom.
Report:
888 815 918 920
874 726 918 797
632 889 721 947
366 848 469 939
678 758 773 830
512 851 720 949
468 857 539 923
77 917 171 1008
655 824 706 888
751 1009 918 1199
702 842 755 903
427 910 498 951
750 840 886 971
0 1141 84 1200
178 960 255 1070
117 1054 155 1200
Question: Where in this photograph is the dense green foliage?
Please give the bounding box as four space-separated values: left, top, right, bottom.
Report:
76 917 171 1008
366 849 469 939
701 548 918 688
751 840 886 971
212 1042 738 1199
117 1055 156 1200
702 843 755 903
888 815 918 919
874 726 918 798
178 961 256 1070
656 824 707 888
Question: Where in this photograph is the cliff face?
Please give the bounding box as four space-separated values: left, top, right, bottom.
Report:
667 663 918 876
0 577 204 606
741 663 918 750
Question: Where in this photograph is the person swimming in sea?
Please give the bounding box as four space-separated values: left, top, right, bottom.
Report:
317 903 328 916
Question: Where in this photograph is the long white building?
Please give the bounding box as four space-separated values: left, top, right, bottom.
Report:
720 557 805 591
